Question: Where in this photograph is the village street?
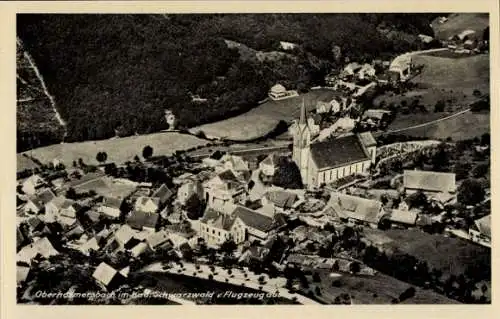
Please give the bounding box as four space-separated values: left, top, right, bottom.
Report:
140 262 322 305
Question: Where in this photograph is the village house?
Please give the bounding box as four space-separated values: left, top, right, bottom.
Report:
388 54 412 82
44 196 74 221
127 210 159 232
292 100 377 188
279 41 297 51
232 205 286 243
134 196 160 213
259 153 282 178
22 198 44 215
381 209 419 228
21 174 46 195
469 214 491 247
198 208 246 247
203 170 247 210
324 192 385 228
177 180 204 206
92 262 126 291
98 197 123 219
358 63 376 79
218 154 250 176
403 170 456 196
151 184 174 207
17 237 59 265
262 190 298 214
146 230 171 251
268 83 299 100
56 202 82 229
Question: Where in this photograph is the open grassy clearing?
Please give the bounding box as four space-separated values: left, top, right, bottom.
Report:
376 53 489 132
310 271 456 304
364 228 491 279
190 89 338 141
431 13 489 41
19 132 208 166
398 111 489 141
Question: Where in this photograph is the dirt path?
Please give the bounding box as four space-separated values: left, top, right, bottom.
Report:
377 108 471 136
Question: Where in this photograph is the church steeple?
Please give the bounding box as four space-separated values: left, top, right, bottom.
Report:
299 97 307 125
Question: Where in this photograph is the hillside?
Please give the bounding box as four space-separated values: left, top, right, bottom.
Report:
431 13 489 41
17 13 442 152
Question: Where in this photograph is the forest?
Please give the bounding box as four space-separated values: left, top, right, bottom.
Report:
17 13 442 151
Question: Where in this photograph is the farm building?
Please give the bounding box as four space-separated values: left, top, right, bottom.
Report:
389 54 412 82
469 214 491 247
324 192 385 228
403 170 456 195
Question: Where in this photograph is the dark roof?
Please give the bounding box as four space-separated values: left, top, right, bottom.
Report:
152 184 173 204
218 170 239 182
232 206 276 233
127 211 159 230
200 209 236 231
27 217 44 231
37 188 56 205
310 134 369 170
103 197 123 209
265 191 298 209
86 210 101 223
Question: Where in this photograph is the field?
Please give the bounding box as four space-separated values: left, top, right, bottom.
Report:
190 89 338 141
397 111 489 141
364 229 491 279
309 271 456 304
376 52 489 133
431 13 489 41
71 176 138 199
18 132 209 166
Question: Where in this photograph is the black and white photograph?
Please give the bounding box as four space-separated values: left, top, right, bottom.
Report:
13 8 493 306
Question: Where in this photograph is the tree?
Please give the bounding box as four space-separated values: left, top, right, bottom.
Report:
458 178 485 206
315 286 322 296
434 100 445 113
472 164 488 178
220 240 237 256
142 145 153 160
399 287 416 302
272 156 303 189
480 133 490 146
431 144 450 171
184 194 205 220
312 272 321 283
96 151 107 164
454 162 472 180
349 262 361 274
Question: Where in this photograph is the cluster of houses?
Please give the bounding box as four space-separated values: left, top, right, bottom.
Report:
445 27 489 54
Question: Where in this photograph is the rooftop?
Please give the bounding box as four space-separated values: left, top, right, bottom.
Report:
232 205 280 233
310 134 370 170
127 210 159 230
403 170 456 193
152 184 173 203
326 192 384 224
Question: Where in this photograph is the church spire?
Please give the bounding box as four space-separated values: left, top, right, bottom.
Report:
299 97 307 125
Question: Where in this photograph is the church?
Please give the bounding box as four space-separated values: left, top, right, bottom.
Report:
292 100 377 189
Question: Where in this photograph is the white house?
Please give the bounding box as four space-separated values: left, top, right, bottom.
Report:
259 153 281 177
403 170 456 196
21 175 46 195
134 196 160 213
98 197 123 219
17 237 59 265
469 215 491 247
389 54 412 82
203 170 246 210
268 84 298 101
199 209 247 248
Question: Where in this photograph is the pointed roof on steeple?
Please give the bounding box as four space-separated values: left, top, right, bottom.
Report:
299 97 307 125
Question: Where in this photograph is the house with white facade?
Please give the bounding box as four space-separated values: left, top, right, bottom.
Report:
21 174 46 195
268 83 299 100
203 170 247 210
98 197 123 219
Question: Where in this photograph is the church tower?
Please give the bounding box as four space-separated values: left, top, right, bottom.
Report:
292 98 311 185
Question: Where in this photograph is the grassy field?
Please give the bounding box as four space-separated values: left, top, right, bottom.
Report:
310 271 456 304
378 52 489 133
398 111 489 141
364 229 491 279
19 131 209 166
190 89 338 141
431 13 489 41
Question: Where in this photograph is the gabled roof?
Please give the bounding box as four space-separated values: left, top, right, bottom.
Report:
146 230 170 249
265 190 298 209
222 154 249 172
36 188 56 205
270 84 286 93
92 262 118 286
152 184 173 204
47 196 69 210
386 209 418 225
23 174 45 187
218 170 239 183
327 192 384 224
25 198 44 211
310 134 370 170
102 197 123 209
27 217 44 231
136 196 160 208
127 210 159 230
403 170 456 193
200 209 236 231
260 153 281 167
17 266 30 284
232 206 277 233
114 225 135 245
474 215 491 238
17 237 59 265
86 210 101 223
